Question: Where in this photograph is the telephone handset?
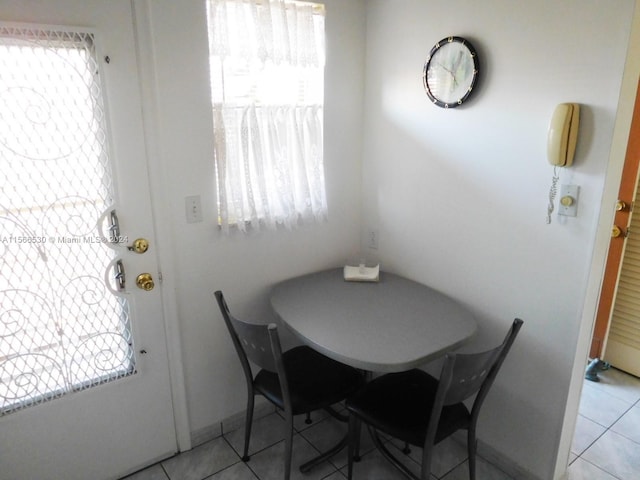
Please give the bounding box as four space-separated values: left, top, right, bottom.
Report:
546 103 580 223
548 103 580 166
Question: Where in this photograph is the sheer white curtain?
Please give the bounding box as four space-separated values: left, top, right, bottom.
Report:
207 0 327 232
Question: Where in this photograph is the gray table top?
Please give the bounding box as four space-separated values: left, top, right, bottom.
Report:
270 268 477 372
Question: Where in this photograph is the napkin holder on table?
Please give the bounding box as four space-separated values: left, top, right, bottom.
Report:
343 264 380 282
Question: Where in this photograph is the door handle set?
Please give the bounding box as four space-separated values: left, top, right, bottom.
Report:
135 273 155 291
100 207 155 293
128 237 150 254
107 261 155 293
114 259 126 291
611 199 633 239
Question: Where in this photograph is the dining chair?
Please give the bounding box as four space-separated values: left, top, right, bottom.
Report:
346 318 523 480
214 290 365 480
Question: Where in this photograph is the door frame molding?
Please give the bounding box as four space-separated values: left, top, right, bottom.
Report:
131 0 191 452
554 2 640 478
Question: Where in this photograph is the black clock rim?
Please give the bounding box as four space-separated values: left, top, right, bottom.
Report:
423 36 479 109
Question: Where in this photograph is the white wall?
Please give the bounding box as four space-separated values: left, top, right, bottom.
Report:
140 0 640 478
141 0 366 438
360 1 635 479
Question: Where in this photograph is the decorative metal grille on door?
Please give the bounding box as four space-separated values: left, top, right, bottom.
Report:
0 25 135 415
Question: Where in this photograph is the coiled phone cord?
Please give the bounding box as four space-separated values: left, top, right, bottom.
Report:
546 166 559 224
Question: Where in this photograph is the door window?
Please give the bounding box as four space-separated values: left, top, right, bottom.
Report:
0 25 135 415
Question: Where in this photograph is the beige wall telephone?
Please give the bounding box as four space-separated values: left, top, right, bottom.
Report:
546 103 580 223
548 103 580 166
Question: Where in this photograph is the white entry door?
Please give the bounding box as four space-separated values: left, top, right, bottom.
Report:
0 1 177 479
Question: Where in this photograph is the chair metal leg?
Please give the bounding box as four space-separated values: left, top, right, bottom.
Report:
353 416 362 461
347 415 357 479
419 439 433 480
242 394 254 461
284 411 294 480
467 426 477 480
368 426 420 480
300 435 348 472
324 405 349 422
299 407 350 473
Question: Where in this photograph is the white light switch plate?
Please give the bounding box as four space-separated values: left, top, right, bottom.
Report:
185 195 203 223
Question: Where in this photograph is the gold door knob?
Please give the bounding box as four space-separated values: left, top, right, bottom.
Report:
612 225 623 238
136 273 155 291
616 200 627 211
128 238 149 254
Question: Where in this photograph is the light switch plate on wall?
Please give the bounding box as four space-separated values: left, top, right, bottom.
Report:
185 195 203 223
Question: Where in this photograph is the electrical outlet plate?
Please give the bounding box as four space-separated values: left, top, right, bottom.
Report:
367 229 378 249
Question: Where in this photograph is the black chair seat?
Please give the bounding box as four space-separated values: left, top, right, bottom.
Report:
346 369 470 447
346 318 523 480
256 345 364 415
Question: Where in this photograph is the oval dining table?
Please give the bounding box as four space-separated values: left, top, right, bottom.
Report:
269 268 478 473
270 268 477 373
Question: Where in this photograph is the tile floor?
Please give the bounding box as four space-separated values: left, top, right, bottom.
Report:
121 406 514 480
123 367 640 480
567 367 640 480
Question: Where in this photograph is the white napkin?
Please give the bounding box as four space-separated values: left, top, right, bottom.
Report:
343 264 380 282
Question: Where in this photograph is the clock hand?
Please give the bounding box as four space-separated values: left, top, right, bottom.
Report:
452 51 464 73
450 52 464 88
436 62 454 75
436 61 457 89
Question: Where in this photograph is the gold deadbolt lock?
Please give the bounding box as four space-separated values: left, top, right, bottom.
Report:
612 225 624 238
136 273 155 291
616 200 627 211
128 238 150 254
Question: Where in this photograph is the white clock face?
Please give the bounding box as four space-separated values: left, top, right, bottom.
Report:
425 40 477 106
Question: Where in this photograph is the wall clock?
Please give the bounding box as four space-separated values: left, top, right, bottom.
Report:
423 36 479 108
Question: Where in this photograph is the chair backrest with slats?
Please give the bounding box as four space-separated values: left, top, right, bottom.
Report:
468 318 523 419
425 318 523 448
442 348 502 406
215 290 294 415
215 290 280 373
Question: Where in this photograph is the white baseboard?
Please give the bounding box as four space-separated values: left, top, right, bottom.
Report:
477 439 542 480
189 401 276 448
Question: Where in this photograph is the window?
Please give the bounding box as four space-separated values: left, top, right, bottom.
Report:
206 0 327 232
